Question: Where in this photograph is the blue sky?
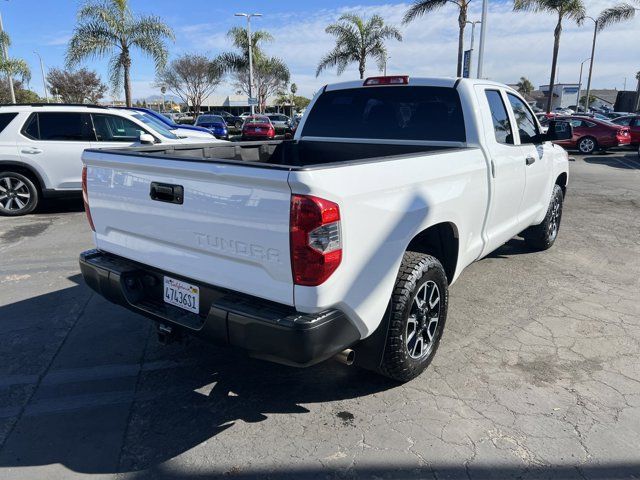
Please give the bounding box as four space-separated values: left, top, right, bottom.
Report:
2 0 639 101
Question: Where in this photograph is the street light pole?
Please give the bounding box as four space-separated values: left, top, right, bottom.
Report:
33 51 49 103
576 57 590 111
0 11 15 104
584 16 597 113
465 21 481 78
235 12 262 115
477 0 488 78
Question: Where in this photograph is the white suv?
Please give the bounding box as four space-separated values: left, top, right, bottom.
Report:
0 104 222 216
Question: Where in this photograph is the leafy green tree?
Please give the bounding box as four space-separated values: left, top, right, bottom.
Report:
156 54 223 115
517 76 535 96
403 0 471 77
514 0 586 113
316 14 402 79
0 80 41 104
579 94 597 108
0 31 31 103
66 0 174 107
46 68 108 103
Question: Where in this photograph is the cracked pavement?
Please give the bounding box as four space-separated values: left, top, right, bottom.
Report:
0 153 639 479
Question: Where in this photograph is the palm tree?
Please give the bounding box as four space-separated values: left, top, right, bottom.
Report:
403 0 471 77
514 0 586 113
316 14 402 79
517 77 535 96
66 0 174 107
0 31 31 104
597 1 639 30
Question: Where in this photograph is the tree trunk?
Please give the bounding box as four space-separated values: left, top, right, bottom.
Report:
123 48 132 107
546 15 563 114
457 8 467 77
359 57 365 80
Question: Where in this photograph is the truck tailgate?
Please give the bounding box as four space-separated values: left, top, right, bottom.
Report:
83 150 294 305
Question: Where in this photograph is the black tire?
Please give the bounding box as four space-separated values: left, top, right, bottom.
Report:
522 184 564 251
578 136 597 154
0 171 39 216
379 252 448 383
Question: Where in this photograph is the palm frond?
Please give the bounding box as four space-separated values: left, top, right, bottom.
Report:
597 3 637 30
0 31 11 48
403 0 451 24
66 21 119 67
129 15 174 70
0 58 31 82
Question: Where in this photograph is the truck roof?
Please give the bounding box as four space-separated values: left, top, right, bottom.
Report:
324 76 515 92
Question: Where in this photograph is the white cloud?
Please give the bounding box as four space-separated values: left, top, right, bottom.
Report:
133 0 640 101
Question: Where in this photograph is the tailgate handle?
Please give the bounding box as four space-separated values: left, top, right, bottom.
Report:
150 182 184 205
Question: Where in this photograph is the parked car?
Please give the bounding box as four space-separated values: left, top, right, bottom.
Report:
553 116 631 154
0 104 224 216
80 76 572 382
610 115 640 145
115 107 213 142
241 115 276 140
115 107 215 138
194 115 229 140
265 114 291 133
553 107 574 115
603 111 629 120
212 111 243 129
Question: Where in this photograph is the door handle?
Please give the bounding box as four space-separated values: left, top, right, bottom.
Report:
21 148 43 154
150 182 184 205
526 156 536 166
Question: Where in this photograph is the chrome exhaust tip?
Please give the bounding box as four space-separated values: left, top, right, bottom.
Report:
335 349 355 366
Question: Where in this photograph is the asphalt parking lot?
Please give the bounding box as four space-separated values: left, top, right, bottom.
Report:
0 152 639 480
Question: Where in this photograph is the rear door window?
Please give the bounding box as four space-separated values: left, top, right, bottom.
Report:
0 112 18 134
301 86 466 142
21 112 95 141
485 90 513 144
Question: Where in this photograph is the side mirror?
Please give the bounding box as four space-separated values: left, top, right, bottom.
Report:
139 132 155 145
546 120 573 141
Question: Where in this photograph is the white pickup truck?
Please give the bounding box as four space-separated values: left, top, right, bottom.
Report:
79 76 572 382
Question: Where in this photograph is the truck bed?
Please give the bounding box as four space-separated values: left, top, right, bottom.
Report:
85 139 461 170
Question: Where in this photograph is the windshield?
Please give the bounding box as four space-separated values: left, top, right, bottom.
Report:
130 112 179 139
197 115 224 124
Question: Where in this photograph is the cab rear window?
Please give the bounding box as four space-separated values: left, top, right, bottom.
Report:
301 86 466 142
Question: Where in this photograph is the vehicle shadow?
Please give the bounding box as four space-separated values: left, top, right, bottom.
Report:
0 277 397 476
124 462 640 480
37 196 84 214
486 237 532 259
583 155 640 170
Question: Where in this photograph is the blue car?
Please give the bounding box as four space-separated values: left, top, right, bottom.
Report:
194 115 229 140
113 107 214 136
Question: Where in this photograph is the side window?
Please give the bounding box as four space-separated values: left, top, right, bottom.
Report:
91 114 148 142
485 90 513 145
569 119 583 128
584 121 596 128
615 117 632 126
0 112 18 134
506 93 539 144
632 118 640 127
22 112 94 141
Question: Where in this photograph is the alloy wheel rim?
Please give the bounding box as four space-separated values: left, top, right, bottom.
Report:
548 195 561 241
580 138 594 153
0 177 31 212
406 280 441 359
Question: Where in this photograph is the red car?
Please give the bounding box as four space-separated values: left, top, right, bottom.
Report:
554 116 631 154
241 115 276 141
610 115 640 145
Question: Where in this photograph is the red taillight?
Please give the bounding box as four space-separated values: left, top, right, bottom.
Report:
290 194 342 286
81 166 95 232
364 75 409 86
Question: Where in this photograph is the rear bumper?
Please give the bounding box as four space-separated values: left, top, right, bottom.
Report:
79 250 359 367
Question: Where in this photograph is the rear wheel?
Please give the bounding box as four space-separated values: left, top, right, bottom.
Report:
0 172 39 216
522 184 564 251
578 136 597 154
378 252 448 383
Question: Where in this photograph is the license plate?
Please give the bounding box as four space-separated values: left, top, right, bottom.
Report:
255 128 262 132
163 276 199 314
